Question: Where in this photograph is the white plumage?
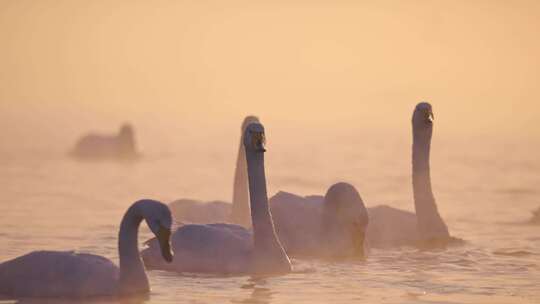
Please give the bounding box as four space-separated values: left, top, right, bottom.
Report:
269 102 455 252
142 122 291 275
0 200 173 298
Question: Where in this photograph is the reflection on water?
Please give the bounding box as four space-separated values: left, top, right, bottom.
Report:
235 278 274 304
0 135 539 303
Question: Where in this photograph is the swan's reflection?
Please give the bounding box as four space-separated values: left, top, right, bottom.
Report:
233 277 274 304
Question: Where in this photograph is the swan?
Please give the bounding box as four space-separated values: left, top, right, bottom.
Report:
267 102 453 251
0 200 173 298
270 182 369 259
142 122 291 274
71 123 138 159
168 116 258 227
366 102 451 247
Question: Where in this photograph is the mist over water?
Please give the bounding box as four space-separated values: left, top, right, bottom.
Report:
1 0 540 303
1 128 539 303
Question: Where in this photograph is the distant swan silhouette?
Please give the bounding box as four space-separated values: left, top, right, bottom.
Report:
270 182 369 259
142 122 291 274
71 123 138 159
0 200 173 298
168 116 258 227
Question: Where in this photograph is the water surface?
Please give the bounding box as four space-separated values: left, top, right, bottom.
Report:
1 133 538 303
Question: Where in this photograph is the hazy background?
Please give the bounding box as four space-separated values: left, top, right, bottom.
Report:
1 2 540 303
1 0 539 157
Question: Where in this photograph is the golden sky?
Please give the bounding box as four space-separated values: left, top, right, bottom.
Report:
1 0 539 145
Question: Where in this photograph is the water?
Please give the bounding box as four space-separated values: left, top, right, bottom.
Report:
0 130 539 303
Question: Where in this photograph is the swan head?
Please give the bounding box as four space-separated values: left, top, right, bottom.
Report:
119 123 134 138
413 102 434 128
322 182 369 257
243 122 266 153
241 115 260 132
139 200 174 263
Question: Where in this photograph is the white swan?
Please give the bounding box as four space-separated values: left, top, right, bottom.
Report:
71 123 138 159
168 116 258 227
142 122 291 274
366 102 451 247
0 200 173 298
267 102 453 251
270 183 369 259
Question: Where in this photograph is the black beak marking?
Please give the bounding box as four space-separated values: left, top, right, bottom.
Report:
157 226 173 263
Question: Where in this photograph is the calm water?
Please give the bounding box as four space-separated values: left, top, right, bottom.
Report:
0 130 539 304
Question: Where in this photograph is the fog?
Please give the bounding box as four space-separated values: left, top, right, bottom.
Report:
1 2 540 303
1 0 539 155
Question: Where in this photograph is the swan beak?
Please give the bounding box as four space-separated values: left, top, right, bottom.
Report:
157 226 173 263
252 132 266 152
256 145 266 153
425 111 434 124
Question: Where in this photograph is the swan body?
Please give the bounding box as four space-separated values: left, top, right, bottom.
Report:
71 123 138 159
365 205 417 247
143 223 252 273
269 191 323 253
270 194 418 249
142 122 291 274
0 200 173 298
270 191 324 253
0 251 118 297
168 116 259 227
269 183 369 259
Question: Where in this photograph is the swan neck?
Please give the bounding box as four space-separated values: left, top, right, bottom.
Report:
246 151 275 244
231 137 250 227
118 204 149 294
412 125 449 239
412 128 433 199
245 149 289 272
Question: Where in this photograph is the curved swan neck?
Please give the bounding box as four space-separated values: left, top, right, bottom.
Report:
412 124 449 239
118 203 149 294
231 138 251 227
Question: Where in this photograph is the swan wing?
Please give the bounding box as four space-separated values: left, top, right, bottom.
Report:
269 191 324 255
142 224 251 274
72 134 121 158
366 205 418 248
